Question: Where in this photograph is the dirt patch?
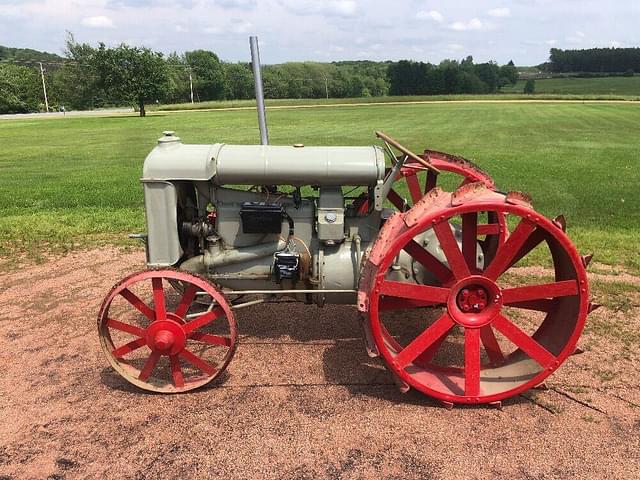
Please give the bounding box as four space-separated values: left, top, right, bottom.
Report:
0 249 639 479
510 264 640 288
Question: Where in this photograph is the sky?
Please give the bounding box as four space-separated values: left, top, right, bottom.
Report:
0 0 638 65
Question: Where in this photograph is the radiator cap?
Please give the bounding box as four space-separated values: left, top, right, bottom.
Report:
158 131 181 145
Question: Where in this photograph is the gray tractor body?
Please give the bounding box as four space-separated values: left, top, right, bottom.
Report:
140 132 463 305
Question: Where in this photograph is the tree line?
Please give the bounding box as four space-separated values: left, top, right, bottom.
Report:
547 48 640 74
1 36 517 115
388 57 517 95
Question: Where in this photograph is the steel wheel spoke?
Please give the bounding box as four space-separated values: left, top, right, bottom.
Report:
433 221 471 280
506 228 547 270
502 280 578 304
175 284 199 318
504 299 556 312
106 318 145 337
414 324 453 364
379 280 449 304
120 288 155 321
483 219 536 280
406 173 423 204
180 349 217 376
190 332 232 347
464 328 481 396
379 297 438 311
183 307 224 334
462 212 478 272
492 314 555 367
477 223 500 236
112 338 147 358
480 325 505 365
170 355 185 388
402 239 453 284
394 313 455 368
425 170 438 193
387 189 406 210
152 278 166 322
138 351 161 381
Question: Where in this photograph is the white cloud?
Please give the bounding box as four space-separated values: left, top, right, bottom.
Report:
566 30 586 44
216 0 256 8
81 15 114 28
279 0 357 18
487 7 510 18
329 0 356 16
204 19 252 35
416 10 443 23
450 18 483 31
545 39 557 46
447 43 464 51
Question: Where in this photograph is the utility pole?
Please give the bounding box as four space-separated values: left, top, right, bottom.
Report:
325 77 329 99
38 62 49 113
189 70 194 104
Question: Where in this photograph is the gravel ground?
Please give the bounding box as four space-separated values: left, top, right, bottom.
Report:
0 248 638 480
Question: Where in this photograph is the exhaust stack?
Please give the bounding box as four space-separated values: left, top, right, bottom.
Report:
249 36 269 145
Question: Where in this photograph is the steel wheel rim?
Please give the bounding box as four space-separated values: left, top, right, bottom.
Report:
98 269 238 393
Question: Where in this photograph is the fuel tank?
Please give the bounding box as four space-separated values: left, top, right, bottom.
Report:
213 144 385 186
142 132 386 186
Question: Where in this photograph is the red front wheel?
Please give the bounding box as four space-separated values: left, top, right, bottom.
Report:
98 270 237 393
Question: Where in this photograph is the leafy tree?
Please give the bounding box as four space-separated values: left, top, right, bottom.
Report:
185 50 227 101
474 62 500 93
524 79 536 94
224 62 254 99
0 63 40 113
55 33 108 110
499 60 518 88
92 43 170 116
163 52 190 104
549 47 640 73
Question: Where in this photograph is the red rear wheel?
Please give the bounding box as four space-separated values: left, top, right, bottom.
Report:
358 186 589 404
98 270 237 393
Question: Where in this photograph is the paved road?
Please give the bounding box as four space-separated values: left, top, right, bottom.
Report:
0 107 135 121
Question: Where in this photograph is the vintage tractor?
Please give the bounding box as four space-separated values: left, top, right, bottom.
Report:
97 128 592 406
97 37 592 406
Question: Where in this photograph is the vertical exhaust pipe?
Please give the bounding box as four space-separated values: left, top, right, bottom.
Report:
250 36 269 145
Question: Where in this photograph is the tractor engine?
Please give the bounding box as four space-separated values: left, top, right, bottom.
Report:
142 131 406 304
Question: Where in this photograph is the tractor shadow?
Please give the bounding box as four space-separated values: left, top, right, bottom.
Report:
234 302 529 409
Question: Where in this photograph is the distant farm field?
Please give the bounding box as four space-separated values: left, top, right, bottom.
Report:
0 101 638 271
504 76 640 95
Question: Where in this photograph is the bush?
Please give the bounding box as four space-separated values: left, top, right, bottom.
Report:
524 79 536 94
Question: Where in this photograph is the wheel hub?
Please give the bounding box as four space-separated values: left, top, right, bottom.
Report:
145 319 187 355
447 276 502 328
456 286 489 313
152 330 176 351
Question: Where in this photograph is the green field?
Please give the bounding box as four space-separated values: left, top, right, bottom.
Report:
504 76 640 95
155 91 639 112
0 101 639 271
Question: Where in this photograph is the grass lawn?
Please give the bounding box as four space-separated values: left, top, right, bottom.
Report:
0 101 638 271
503 76 640 95
155 92 639 112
